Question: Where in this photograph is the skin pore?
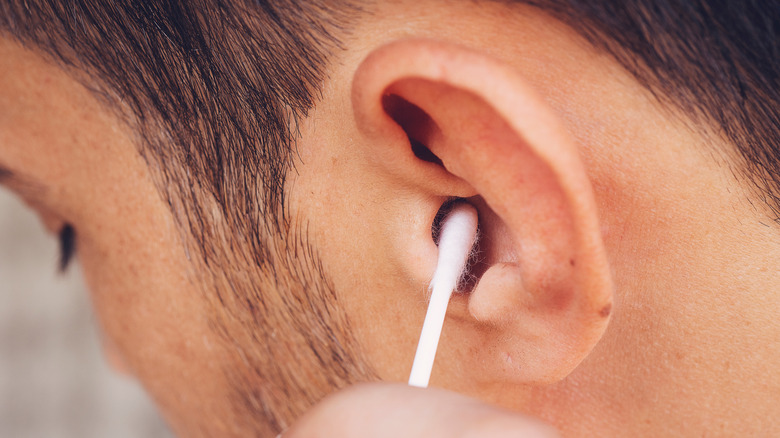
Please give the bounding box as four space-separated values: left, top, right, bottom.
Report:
1 1 779 437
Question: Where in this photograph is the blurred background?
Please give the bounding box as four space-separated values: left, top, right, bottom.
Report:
0 189 172 437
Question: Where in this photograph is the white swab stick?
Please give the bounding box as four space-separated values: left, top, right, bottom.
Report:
408 203 479 388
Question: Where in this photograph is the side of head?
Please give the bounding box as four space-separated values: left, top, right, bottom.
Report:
0 1 778 436
0 2 372 436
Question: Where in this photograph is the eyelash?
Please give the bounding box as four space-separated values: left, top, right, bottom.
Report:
57 224 76 272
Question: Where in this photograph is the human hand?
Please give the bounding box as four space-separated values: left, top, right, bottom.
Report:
283 383 559 438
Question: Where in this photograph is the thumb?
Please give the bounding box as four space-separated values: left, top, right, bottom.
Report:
284 383 559 438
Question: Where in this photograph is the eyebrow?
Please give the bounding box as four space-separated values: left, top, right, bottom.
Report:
0 164 14 186
0 163 46 198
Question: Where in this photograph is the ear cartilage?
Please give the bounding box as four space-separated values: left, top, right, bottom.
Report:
408 202 479 388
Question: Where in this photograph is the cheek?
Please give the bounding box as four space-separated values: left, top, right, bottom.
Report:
73 199 242 436
78 227 195 366
72 175 200 368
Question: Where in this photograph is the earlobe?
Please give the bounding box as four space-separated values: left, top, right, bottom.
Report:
352 39 613 385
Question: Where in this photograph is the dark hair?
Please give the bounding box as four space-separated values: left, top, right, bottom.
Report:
524 0 780 222
1 0 357 243
0 1 373 434
2 0 778 433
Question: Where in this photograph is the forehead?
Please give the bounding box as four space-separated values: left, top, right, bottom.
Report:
0 39 121 187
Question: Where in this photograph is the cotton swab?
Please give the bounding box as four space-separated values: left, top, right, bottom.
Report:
408 202 479 388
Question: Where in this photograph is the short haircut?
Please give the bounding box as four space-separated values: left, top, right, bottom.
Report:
526 0 780 222
1 1 371 434
2 0 778 433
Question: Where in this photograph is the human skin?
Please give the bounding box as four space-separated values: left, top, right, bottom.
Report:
1 1 779 437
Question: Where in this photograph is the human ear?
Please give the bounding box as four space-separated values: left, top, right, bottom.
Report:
351 39 613 385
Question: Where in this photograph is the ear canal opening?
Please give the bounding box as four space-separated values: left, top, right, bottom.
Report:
431 198 460 245
431 197 490 293
381 93 444 167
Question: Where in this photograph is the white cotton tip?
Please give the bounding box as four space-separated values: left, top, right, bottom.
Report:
408 202 479 388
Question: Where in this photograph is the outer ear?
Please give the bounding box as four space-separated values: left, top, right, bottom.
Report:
352 39 613 384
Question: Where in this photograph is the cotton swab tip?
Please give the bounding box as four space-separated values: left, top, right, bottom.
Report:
408 202 479 388
430 203 479 292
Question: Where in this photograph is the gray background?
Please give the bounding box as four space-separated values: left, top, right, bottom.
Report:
0 189 172 437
